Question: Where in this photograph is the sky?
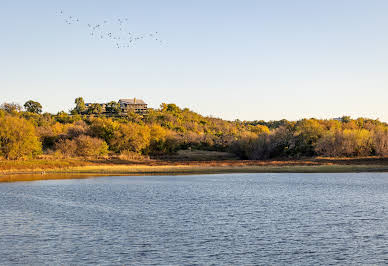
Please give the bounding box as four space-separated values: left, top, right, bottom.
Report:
0 0 387 122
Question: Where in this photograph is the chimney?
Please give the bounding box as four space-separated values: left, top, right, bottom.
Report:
134 97 136 104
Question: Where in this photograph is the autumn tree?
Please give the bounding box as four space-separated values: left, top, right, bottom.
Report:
88 117 119 144
372 127 388 156
148 124 179 154
74 135 108 157
315 129 372 157
249 124 270 135
0 115 42 159
293 119 325 156
0 102 22 114
110 122 151 153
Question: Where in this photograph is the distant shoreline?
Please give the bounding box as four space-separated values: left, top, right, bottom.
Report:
1 157 387 182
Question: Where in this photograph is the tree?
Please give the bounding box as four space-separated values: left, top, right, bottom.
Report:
372 127 388 156
126 110 142 123
293 119 325 156
87 103 103 115
341 116 351 123
55 138 77 157
110 122 151 153
0 115 42 159
249 124 270 135
0 102 22 114
24 100 42 114
74 97 86 114
315 129 372 157
106 101 121 114
269 125 295 157
55 111 78 124
88 117 119 144
148 124 179 154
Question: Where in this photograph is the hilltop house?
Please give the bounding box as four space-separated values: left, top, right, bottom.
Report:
84 98 147 115
119 98 148 114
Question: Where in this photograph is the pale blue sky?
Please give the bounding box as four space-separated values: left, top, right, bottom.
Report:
0 0 387 121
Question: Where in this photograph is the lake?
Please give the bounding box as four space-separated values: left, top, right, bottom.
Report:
1 173 388 265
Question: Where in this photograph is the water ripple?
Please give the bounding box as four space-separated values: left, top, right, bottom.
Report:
0 173 388 265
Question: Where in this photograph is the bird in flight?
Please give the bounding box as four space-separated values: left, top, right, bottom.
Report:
58 10 165 48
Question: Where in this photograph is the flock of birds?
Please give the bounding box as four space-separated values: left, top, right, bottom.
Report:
59 10 164 48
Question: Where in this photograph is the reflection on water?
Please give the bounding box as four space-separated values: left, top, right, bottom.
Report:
0 173 114 182
1 173 388 265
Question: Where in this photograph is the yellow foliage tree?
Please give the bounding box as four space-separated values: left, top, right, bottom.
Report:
110 122 151 153
0 115 42 159
249 125 270 135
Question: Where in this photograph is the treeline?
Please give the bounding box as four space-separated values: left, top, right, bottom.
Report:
0 100 387 160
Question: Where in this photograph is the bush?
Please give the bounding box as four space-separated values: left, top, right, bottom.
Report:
65 120 89 139
74 135 109 157
55 139 78 157
55 135 108 157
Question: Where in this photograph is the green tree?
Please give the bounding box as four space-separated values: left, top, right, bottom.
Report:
126 110 142 123
55 111 78 124
24 100 42 114
74 97 86 114
87 103 103 115
106 101 121 114
341 116 352 123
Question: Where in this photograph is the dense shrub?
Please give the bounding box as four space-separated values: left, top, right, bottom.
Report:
55 138 78 157
55 135 108 157
74 135 108 157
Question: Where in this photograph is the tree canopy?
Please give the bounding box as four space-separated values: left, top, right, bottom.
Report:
0 99 387 160
24 100 42 114
73 97 86 114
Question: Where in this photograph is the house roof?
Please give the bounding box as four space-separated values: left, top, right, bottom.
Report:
119 98 146 104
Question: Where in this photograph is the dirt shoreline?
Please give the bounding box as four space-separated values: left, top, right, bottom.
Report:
1 158 387 182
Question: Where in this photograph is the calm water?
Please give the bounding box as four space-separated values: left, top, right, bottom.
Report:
1 173 388 265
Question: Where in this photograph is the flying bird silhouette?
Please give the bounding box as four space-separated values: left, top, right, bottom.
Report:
58 10 165 48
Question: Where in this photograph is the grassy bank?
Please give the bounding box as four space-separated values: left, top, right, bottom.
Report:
1 164 388 183
0 156 387 182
